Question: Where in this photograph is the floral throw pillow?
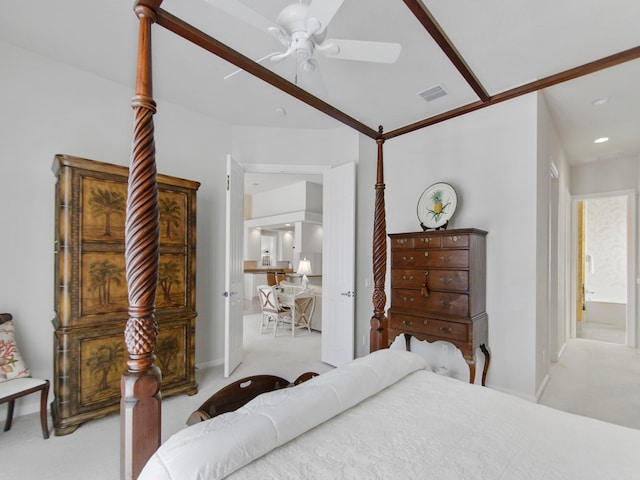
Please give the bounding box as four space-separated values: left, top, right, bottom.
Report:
0 321 30 382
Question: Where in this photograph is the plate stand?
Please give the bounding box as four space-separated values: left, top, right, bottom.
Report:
420 220 449 231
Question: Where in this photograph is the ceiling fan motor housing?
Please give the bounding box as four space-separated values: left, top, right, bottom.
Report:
276 3 310 34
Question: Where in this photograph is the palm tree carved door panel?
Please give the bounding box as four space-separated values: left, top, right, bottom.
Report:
51 154 200 435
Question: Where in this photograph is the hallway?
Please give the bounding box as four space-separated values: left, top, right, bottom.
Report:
577 319 626 344
539 338 640 430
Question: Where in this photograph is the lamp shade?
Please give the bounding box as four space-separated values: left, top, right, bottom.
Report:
297 258 312 276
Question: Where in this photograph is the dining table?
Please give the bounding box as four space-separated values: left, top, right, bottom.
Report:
277 282 316 337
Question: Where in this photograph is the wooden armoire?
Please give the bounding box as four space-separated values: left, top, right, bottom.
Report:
51 154 200 435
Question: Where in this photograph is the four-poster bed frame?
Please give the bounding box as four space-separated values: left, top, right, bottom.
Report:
121 1 640 477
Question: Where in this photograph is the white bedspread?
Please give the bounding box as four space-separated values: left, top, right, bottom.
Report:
141 349 640 479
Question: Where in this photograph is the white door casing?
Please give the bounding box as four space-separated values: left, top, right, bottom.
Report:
322 162 356 366
224 155 245 377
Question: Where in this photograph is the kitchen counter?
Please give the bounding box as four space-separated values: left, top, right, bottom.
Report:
243 268 293 274
243 269 292 299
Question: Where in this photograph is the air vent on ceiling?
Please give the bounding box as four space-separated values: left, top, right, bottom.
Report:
418 85 447 102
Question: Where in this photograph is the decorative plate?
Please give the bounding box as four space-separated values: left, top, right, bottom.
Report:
417 182 457 229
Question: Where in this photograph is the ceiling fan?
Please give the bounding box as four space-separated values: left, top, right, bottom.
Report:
205 0 402 97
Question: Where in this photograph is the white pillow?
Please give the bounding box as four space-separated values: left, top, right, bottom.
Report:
0 321 30 382
139 349 427 480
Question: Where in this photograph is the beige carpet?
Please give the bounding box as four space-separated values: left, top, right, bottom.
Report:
1 323 638 479
538 337 640 429
0 314 330 480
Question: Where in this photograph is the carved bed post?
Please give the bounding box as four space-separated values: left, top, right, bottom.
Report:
121 1 163 479
370 126 388 352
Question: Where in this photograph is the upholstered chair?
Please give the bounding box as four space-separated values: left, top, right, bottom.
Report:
0 313 49 439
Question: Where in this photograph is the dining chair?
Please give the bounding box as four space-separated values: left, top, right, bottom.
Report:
0 313 50 439
257 285 291 336
293 296 315 334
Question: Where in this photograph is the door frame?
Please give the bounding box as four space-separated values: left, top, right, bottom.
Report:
239 162 357 359
570 189 637 347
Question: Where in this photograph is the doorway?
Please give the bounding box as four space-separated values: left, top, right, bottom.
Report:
228 162 357 376
242 171 325 371
574 193 634 345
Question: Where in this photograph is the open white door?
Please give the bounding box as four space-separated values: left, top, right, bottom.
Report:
321 162 356 366
224 155 245 377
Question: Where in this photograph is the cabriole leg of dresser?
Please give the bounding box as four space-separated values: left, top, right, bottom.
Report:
467 361 476 384
480 344 491 386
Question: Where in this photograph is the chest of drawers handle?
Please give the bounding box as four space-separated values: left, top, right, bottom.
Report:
423 320 429 325
440 299 451 308
402 296 415 303
402 256 414 263
420 237 431 244
439 327 452 334
441 277 453 285
402 320 413 327
402 275 414 281
424 251 429 257
421 271 430 297
398 238 407 245
441 255 452 264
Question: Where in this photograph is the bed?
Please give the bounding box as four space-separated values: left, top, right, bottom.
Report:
119 1 640 479
138 348 640 479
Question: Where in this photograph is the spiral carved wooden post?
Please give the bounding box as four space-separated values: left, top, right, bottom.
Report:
370 126 388 352
121 1 163 479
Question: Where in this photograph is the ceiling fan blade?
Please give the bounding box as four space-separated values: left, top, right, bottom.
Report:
204 0 284 36
295 60 328 99
317 39 401 63
305 0 344 34
224 51 288 81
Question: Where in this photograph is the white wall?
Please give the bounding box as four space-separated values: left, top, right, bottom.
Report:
251 181 322 218
571 156 640 195
535 95 551 395
232 125 359 168
0 41 232 416
538 93 572 370
298 223 323 275
355 95 542 399
535 93 570 393
585 195 628 303
252 182 308 218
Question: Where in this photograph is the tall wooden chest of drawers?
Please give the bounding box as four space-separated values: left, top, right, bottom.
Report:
51 155 200 435
388 228 490 384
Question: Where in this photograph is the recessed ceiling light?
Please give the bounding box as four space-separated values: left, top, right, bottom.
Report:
594 137 609 144
591 97 609 106
274 107 287 117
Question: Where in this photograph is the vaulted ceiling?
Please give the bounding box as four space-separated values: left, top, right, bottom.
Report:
1 0 638 166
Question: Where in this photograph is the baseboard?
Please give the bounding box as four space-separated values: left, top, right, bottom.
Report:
196 358 224 370
489 384 538 403
557 341 567 359
535 373 550 402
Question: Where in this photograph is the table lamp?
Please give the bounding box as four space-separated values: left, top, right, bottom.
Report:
297 258 312 289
